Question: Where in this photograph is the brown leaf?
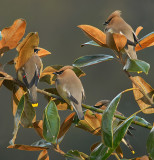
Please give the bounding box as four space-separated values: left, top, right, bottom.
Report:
78 25 108 47
135 26 143 36
12 86 25 115
135 32 154 51
132 76 154 114
38 150 49 160
7 144 48 151
90 142 100 152
112 33 127 52
115 145 123 158
33 120 43 138
37 47 51 58
77 110 101 135
16 32 39 70
57 112 75 141
135 155 149 160
0 19 26 55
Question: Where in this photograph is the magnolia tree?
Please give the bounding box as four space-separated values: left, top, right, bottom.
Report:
0 19 154 160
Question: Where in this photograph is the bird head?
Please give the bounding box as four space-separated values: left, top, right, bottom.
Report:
103 10 122 25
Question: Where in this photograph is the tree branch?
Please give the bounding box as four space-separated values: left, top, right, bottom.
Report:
37 88 153 130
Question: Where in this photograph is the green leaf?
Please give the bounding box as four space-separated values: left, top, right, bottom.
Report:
134 116 151 126
43 100 60 144
91 116 134 160
31 139 52 148
73 54 114 68
20 94 36 128
147 126 154 159
90 143 108 160
65 150 89 160
10 95 25 145
101 93 122 147
0 31 2 40
113 116 135 148
81 40 101 47
124 59 150 74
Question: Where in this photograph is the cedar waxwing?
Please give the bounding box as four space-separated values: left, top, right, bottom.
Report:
54 66 85 120
94 100 135 154
17 52 43 107
104 10 140 60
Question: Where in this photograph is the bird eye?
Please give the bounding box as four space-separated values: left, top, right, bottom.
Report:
104 18 112 25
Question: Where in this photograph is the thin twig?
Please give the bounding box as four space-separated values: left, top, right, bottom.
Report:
37 88 153 130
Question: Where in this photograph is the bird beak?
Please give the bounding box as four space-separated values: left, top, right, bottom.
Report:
103 22 107 25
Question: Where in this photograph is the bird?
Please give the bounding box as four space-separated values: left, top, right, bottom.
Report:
53 66 85 120
104 10 141 60
94 100 135 154
17 52 43 107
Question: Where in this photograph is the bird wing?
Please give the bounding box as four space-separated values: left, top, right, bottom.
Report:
66 90 79 105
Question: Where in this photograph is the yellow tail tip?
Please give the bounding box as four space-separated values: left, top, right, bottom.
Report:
131 150 135 154
137 71 142 74
32 103 38 107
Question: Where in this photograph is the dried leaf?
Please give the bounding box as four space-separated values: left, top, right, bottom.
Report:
78 25 108 47
90 142 101 152
115 145 123 158
135 32 154 51
112 33 127 52
38 150 49 160
57 112 75 143
33 120 43 139
0 19 26 55
8 144 48 151
76 110 101 135
16 32 39 70
135 155 149 160
12 86 25 116
135 26 143 36
132 76 154 114
37 47 51 58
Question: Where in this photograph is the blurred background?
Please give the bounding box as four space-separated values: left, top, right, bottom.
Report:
0 0 154 159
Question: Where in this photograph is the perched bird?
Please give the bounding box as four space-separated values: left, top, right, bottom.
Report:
94 100 135 154
17 52 43 107
104 10 140 60
53 66 85 120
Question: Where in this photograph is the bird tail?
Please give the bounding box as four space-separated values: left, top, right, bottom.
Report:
29 86 38 107
71 102 84 120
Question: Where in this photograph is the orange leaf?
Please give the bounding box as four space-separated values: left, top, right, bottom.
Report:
57 112 75 141
38 150 49 160
33 120 43 138
90 142 100 152
12 86 25 116
77 110 101 135
0 19 26 55
112 33 127 52
16 32 39 70
37 47 51 58
78 25 108 47
135 32 154 51
135 155 149 160
7 144 48 151
135 26 143 36
132 76 154 114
